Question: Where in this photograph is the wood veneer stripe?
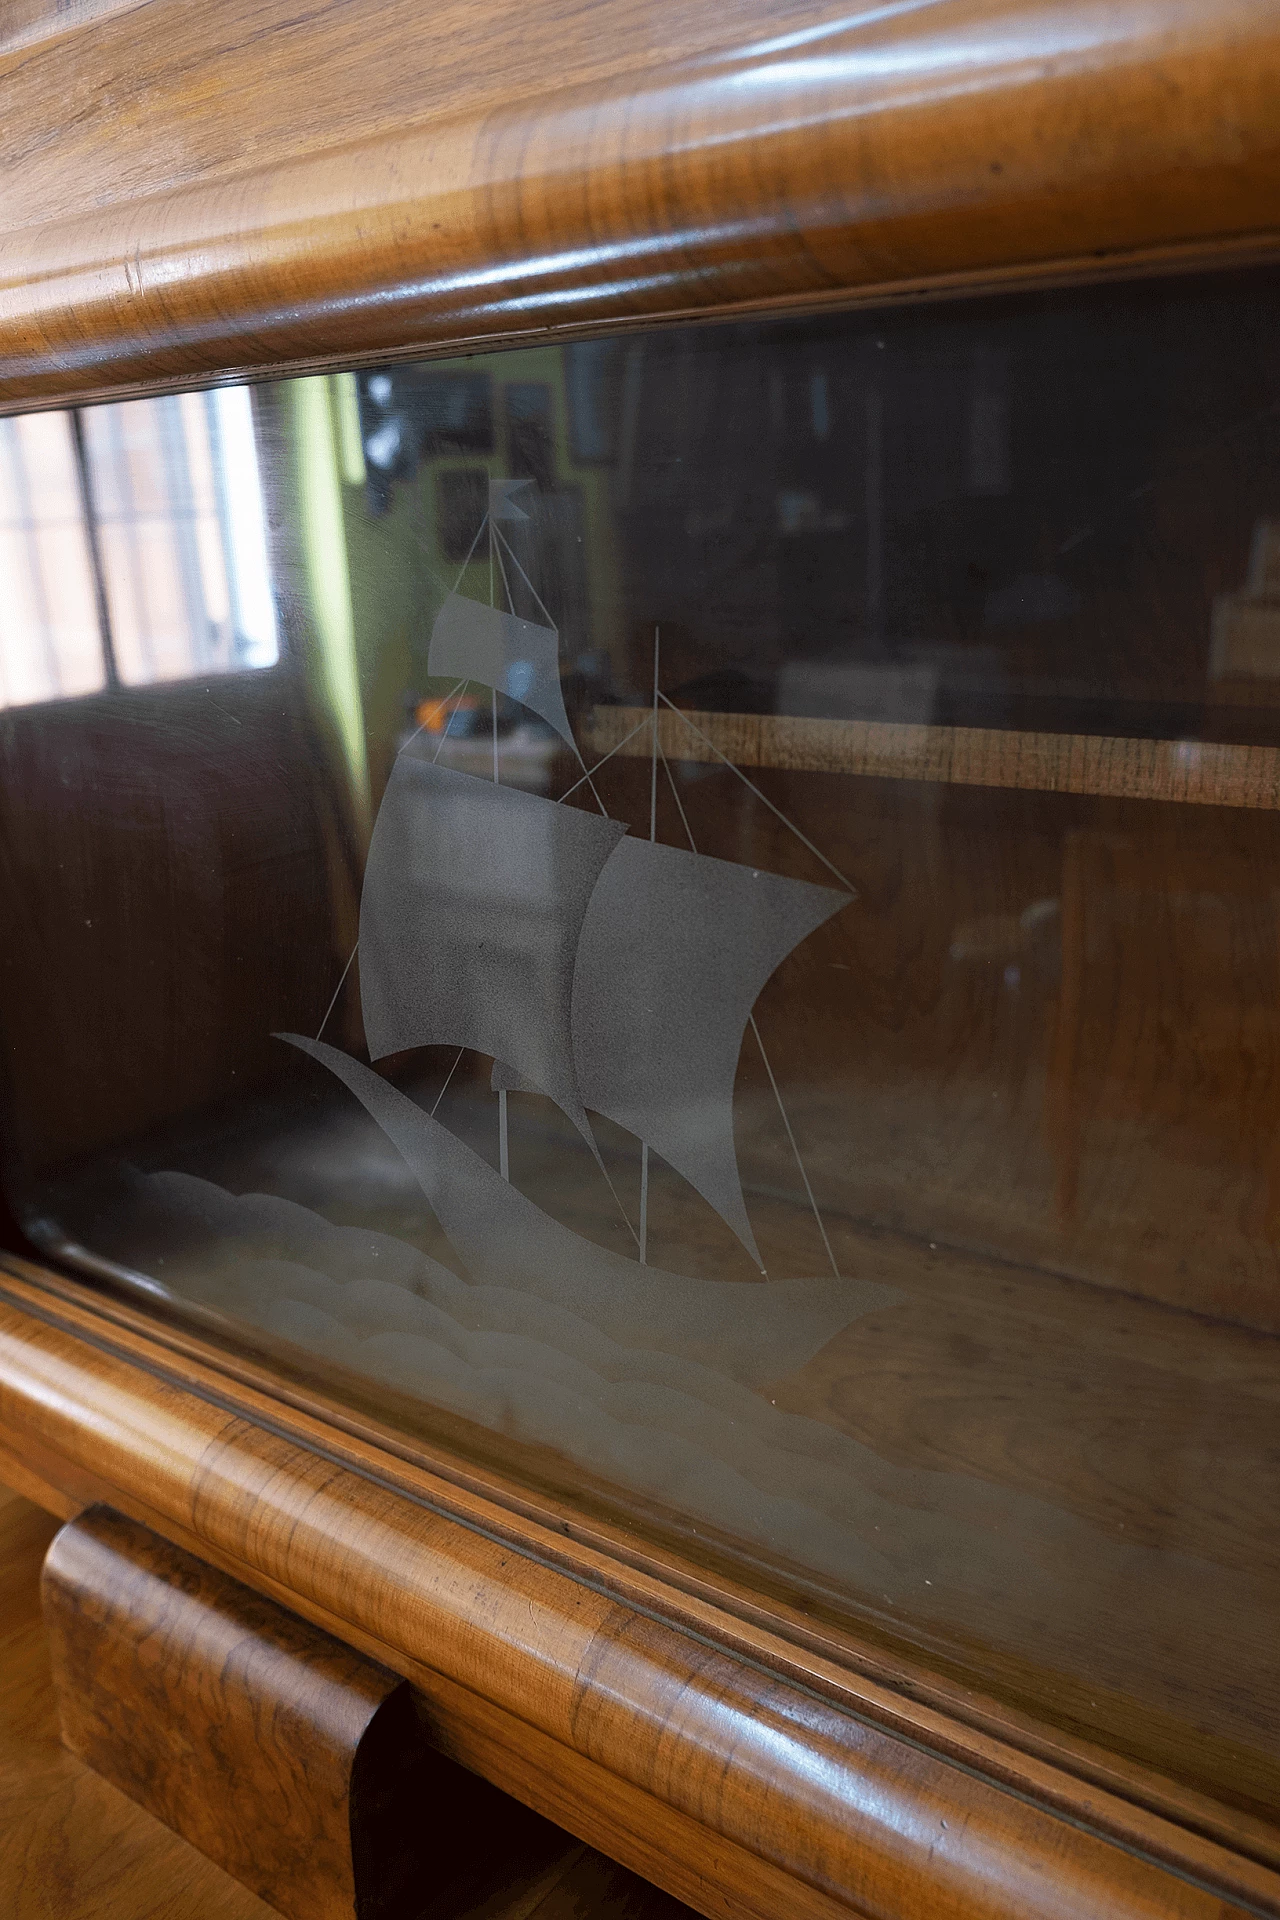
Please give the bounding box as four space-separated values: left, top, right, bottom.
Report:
586 708 1280 810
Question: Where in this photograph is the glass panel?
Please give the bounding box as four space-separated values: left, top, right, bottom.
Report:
3 269 1280 1821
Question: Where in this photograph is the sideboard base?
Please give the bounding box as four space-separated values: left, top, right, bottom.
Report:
41 1505 496 1920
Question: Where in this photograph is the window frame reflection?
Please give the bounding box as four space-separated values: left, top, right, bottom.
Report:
0 385 279 711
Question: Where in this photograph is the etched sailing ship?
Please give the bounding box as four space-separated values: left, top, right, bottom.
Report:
284 478 854 1319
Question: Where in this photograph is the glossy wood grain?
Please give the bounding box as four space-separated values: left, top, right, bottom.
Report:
0 1267 1273 1920
0 1482 698 1920
0 1483 279 1920
45 1506 433 1920
585 707 1280 809
2 0 1280 408
15 1247 1276 1872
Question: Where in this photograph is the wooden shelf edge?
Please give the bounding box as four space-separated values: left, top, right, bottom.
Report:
586 709 1280 810
0 1262 1276 1920
2 0 1280 406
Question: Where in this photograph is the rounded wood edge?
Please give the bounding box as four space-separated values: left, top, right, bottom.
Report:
8 1246 1276 1881
0 1264 1274 1920
2 0 1280 405
3 231 1279 423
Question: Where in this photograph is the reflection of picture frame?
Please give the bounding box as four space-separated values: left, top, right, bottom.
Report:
434 465 489 561
565 340 622 465
418 372 494 454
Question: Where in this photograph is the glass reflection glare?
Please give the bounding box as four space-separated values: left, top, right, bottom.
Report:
83 388 278 683
0 385 278 709
0 413 104 707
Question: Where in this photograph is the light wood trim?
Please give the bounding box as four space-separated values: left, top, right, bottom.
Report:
0 1264 1276 1919
2 0 1280 408
23 1250 1279 1879
586 708 1280 810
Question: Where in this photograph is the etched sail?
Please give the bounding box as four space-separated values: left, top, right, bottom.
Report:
571 838 848 1266
282 1036 870 1386
428 595 576 747
359 754 625 1139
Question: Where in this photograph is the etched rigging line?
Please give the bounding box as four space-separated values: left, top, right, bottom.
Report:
658 695 858 896
400 677 466 758
493 522 554 628
451 511 488 593
430 1049 465 1119
432 684 471 763
749 1014 841 1282
316 940 358 1042
559 718 649 801
493 519 608 816
658 739 696 854
596 1153 641 1250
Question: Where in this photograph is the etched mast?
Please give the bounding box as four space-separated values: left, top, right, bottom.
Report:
428 476 577 1178
641 625 660 1264
489 485 503 1177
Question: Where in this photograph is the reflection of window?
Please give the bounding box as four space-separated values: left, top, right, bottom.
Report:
84 390 278 684
0 389 278 710
359 370 494 474
0 414 105 708
420 374 494 455
436 467 489 562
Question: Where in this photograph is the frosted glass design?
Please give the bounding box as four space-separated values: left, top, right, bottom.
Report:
429 594 575 748
359 753 624 1142
572 837 846 1265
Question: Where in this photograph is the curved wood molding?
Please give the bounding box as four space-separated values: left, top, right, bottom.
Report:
2 0 1280 407
1 1265 1277 1920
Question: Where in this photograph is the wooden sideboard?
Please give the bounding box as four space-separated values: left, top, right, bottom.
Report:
2 4 1279 1917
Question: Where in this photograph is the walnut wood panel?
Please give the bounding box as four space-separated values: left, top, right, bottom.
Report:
0 1482 699 1920
0 676 346 1176
585 707 1280 809
44 1505 449 1920
0 1484 278 1920
2 1 1280 408
0 1269 1274 1920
